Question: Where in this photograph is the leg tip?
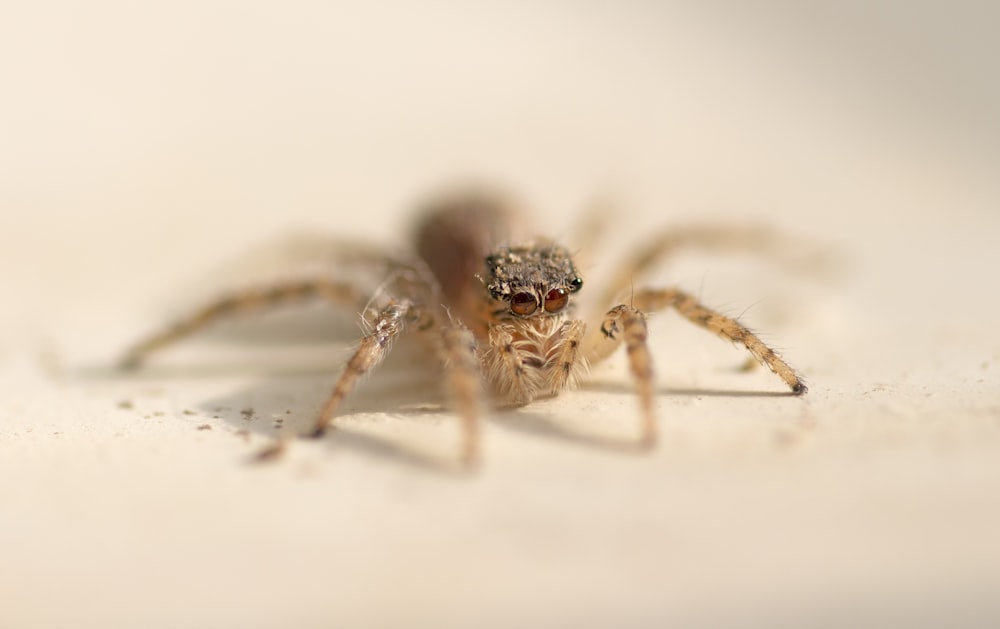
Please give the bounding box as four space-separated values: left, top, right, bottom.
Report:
792 382 808 396
307 426 328 439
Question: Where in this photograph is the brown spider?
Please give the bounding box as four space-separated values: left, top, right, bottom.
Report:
120 189 806 464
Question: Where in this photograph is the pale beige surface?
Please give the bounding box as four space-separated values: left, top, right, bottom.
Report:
3 2 1000 628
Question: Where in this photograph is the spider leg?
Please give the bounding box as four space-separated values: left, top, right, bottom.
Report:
597 225 806 310
119 279 364 369
308 300 419 438
587 287 806 393
585 305 656 446
638 287 806 394
438 323 483 465
584 287 806 445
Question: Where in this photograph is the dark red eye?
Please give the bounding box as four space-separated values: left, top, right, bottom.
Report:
510 292 538 316
544 288 569 313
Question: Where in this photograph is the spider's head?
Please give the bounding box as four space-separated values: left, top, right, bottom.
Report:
482 240 584 319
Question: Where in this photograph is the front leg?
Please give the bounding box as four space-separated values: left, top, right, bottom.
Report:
635 287 807 394
583 287 807 446
586 286 806 395
586 306 656 446
309 300 418 437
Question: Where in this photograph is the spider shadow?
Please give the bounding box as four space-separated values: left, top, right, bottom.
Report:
487 406 650 454
192 352 472 476
86 322 467 475
90 340 802 473
188 358 672 471
483 377 800 452
582 379 803 399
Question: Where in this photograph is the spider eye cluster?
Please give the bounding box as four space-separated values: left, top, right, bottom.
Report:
505 281 581 317
484 243 583 317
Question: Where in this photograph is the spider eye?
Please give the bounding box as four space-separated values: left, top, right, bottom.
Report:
569 277 583 292
510 292 538 316
544 288 569 313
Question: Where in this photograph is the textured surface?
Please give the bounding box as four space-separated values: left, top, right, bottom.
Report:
3 3 1000 628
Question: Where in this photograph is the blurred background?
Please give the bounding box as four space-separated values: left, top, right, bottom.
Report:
2 2 999 628
3 1 997 335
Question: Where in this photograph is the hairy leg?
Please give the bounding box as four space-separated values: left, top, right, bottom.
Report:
587 287 807 393
583 286 806 444
119 279 365 369
309 300 418 437
585 305 656 445
438 323 483 465
641 287 806 393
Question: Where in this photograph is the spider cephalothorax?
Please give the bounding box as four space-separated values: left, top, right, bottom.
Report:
483 241 584 318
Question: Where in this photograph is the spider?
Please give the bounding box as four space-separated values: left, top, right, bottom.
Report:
120 188 806 464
